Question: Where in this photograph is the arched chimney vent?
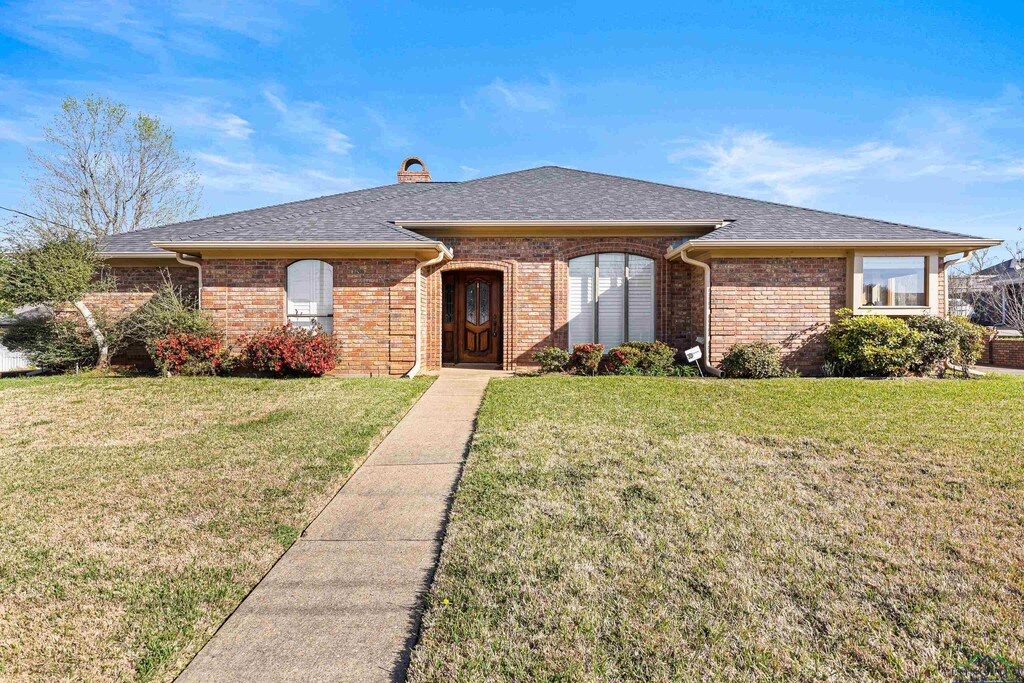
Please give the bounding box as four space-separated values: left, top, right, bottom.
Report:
397 156 431 183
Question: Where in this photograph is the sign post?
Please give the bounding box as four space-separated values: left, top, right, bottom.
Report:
684 346 704 377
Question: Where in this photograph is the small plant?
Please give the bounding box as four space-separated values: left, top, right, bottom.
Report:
620 340 677 375
240 323 337 377
569 343 604 375
671 363 700 377
720 340 784 378
531 347 570 373
152 332 227 376
825 309 922 377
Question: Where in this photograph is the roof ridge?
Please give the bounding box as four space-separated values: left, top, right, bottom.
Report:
542 165 980 239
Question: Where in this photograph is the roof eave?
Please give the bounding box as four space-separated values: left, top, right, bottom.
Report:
665 238 1003 260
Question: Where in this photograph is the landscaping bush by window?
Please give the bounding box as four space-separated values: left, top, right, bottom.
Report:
720 340 784 378
120 283 216 356
620 340 677 374
600 346 642 374
948 315 987 369
569 343 604 375
152 332 227 376
531 347 570 373
906 315 963 375
240 323 337 376
825 309 922 377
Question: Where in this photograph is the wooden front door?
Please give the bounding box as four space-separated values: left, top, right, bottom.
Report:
442 271 502 365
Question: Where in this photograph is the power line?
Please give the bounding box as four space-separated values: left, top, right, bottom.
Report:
0 205 75 232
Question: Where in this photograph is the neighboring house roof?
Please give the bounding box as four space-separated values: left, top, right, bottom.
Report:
977 258 1024 277
100 165 998 255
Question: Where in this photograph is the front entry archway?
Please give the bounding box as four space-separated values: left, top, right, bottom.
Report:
442 270 503 365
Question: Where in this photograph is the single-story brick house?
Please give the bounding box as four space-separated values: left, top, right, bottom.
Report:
98 158 1001 375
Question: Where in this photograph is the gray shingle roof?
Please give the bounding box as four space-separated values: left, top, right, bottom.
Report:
101 166 994 255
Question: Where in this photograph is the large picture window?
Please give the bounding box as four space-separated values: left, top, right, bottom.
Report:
568 253 655 348
861 256 926 307
286 260 334 333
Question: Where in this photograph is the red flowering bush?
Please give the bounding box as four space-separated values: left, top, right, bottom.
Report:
153 332 226 376
601 346 641 374
239 323 337 377
569 343 604 375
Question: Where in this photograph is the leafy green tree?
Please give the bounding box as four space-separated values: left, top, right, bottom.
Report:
0 235 113 367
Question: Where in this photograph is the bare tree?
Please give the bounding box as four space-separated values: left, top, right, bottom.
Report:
996 240 1024 336
17 95 200 243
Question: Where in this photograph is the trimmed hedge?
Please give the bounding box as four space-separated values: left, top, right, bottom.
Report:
720 341 784 379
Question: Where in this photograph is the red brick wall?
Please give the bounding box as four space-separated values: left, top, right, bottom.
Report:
83 265 199 320
988 338 1024 369
332 259 417 376
709 257 847 374
201 258 417 376
420 236 703 371
202 259 287 345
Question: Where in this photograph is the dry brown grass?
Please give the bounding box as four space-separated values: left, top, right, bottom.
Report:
0 374 431 681
410 375 1024 682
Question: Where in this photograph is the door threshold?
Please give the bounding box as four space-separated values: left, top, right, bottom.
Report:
448 362 501 369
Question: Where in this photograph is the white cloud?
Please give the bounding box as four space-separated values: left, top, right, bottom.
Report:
262 88 353 154
672 90 1024 203
0 118 42 145
459 165 481 179
478 76 562 113
670 130 903 204
173 103 253 140
195 152 360 197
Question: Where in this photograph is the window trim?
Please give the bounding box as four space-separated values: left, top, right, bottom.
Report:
851 252 938 316
285 259 335 333
568 252 656 348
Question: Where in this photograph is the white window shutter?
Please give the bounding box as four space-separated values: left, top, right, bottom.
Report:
287 260 334 333
568 255 595 347
627 255 655 342
597 253 625 349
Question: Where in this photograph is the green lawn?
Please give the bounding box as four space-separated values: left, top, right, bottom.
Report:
410 375 1024 682
0 374 431 681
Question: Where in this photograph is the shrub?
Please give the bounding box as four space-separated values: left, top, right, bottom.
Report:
240 323 337 376
1 312 119 372
825 309 922 377
672 363 701 377
948 315 986 369
720 340 784 379
620 341 677 375
120 282 216 355
569 343 604 375
152 332 227 376
531 347 570 373
601 346 642 374
906 315 961 375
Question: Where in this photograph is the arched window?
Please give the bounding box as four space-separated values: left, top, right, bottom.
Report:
286 260 333 334
568 253 654 348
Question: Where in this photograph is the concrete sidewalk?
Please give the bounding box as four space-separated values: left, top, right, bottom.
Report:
178 367 505 683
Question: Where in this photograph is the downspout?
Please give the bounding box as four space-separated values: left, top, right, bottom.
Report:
943 250 974 318
675 244 723 377
406 245 452 378
174 252 203 308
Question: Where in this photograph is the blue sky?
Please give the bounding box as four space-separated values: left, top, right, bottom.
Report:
0 1 1022 256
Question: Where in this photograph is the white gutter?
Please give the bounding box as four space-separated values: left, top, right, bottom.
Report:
174 253 204 308
672 243 722 377
405 244 453 378
942 250 975 318
672 238 1002 250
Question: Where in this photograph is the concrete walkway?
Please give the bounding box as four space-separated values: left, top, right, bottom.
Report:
178 367 506 683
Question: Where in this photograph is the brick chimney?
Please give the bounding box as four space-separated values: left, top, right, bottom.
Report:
397 156 431 183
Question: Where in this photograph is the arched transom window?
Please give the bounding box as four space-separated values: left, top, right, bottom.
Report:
568 253 654 348
286 260 334 334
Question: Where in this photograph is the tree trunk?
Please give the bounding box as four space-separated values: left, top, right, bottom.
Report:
74 300 108 369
